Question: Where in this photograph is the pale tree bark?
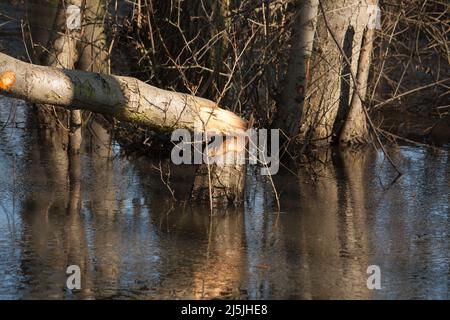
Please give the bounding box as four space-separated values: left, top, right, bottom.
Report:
44 0 82 69
49 0 83 154
0 50 247 205
274 0 319 138
191 162 246 206
338 30 372 144
76 0 112 160
278 0 376 146
339 2 378 144
0 51 247 133
301 0 372 144
29 0 111 153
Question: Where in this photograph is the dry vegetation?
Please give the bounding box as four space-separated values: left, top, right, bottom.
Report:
112 0 449 150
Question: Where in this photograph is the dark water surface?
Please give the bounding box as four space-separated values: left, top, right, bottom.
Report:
0 97 449 299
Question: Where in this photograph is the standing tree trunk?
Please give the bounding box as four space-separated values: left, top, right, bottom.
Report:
27 0 60 129
29 0 84 153
77 0 109 73
277 0 377 147
76 0 112 159
274 0 319 138
191 162 246 206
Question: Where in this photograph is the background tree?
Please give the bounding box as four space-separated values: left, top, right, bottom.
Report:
276 0 378 148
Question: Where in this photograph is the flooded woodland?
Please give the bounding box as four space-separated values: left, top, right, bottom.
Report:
0 1 449 299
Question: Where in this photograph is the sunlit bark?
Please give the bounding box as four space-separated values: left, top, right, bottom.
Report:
277 0 376 146
275 0 319 137
0 51 247 134
29 0 83 152
77 0 109 73
339 3 378 144
0 50 248 205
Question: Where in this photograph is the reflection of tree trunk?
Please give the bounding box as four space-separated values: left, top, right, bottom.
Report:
297 150 340 297
336 147 371 297
192 213 245 299
28 0 83 153
19 127 92 298
66 151 94 298
76 0 109 73
243 173 289 299
149 206 245 299
84 118 121 297
295 149 371 298
20 131 67 298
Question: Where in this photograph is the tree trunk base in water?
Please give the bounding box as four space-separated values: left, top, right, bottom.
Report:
191 164 246 206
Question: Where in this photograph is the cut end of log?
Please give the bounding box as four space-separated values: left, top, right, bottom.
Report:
197 106 248 134
0 71 16 91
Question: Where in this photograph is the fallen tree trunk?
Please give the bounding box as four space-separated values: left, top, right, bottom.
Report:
0 50 248 207
0 51 247 133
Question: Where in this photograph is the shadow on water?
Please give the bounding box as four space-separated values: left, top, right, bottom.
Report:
0 93 450 299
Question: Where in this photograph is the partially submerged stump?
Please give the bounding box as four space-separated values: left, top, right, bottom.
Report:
0 51 248 207
191 164 246 206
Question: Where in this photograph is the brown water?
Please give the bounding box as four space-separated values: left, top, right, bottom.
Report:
0 97 449 299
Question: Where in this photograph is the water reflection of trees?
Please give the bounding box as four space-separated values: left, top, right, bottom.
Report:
241 148 373 299
19 119 91 298
12 124 450 298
